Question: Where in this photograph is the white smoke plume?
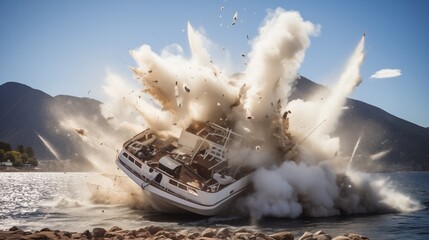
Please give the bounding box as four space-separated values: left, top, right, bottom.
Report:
231 9 318 150
52 7 421 218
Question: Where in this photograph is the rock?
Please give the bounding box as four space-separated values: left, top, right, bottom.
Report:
299 231 314 240
71 232 82 239
235 232 251 240
8 226 19 231
109 226 123 232
269 231 294 240
104 232 116 238
145 225 164 235
253 232 274 240
187 232 200 239
234 227 254 234
201 228 217 238
136 231 151 238
315 235 332 240
155 230 175 239
63 231 72 238
40 227 51 232
176 229 189 240
82 229 93 239
216 228 231 238
342 233 369 240
30 233 50 240
92 227 107 239
126 230 137 236
332 237 351 240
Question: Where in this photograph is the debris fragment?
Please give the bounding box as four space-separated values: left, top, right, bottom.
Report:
282 110 291 119
148 69 153 73
241 53 246 57
247 34 249 40
247 116 253 120
75 129 86 136
184 86 191 93
232 11 238 25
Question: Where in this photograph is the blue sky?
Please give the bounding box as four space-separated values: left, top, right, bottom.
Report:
1 0 428 127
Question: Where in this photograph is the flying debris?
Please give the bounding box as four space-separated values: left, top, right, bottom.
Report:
220 6 224 10
129 67 142 78
184 86 191 93
246 34 249 40
247 116 253 120
148 69 153 73
241 53 246 57
87 90 91 94
75 129 86 136
106 117 114 121
282 110 291 119
232 11 238 25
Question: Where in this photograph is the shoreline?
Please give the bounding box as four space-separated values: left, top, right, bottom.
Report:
2 167 428 173
0 226 369 240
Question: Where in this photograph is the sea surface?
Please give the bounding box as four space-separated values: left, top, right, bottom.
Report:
0 172 428 239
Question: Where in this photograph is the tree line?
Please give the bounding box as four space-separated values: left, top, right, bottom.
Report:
0 141 38 167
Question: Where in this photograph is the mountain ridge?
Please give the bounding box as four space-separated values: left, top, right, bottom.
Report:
0 80 428 171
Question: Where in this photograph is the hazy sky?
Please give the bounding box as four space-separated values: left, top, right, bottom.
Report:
1 0 428 127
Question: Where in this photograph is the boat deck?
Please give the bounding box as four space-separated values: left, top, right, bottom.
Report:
124 126 234 192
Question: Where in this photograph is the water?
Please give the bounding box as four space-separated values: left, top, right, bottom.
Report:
0 172 428 239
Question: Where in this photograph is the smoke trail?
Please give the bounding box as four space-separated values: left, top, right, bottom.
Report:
285 35 366 162
348 134 363 171
37 133 61 160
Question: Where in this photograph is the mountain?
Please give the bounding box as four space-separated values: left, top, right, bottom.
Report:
0 80 428 171
0 82 105 169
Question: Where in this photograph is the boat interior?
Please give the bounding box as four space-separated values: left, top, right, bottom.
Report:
123 122 250 193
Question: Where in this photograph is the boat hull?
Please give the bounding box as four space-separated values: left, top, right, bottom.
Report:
116 158 250 216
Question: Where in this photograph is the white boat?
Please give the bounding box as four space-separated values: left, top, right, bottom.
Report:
116 121 253 215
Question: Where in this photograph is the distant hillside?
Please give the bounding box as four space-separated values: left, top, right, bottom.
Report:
0 82 105 169
0 80 428 171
